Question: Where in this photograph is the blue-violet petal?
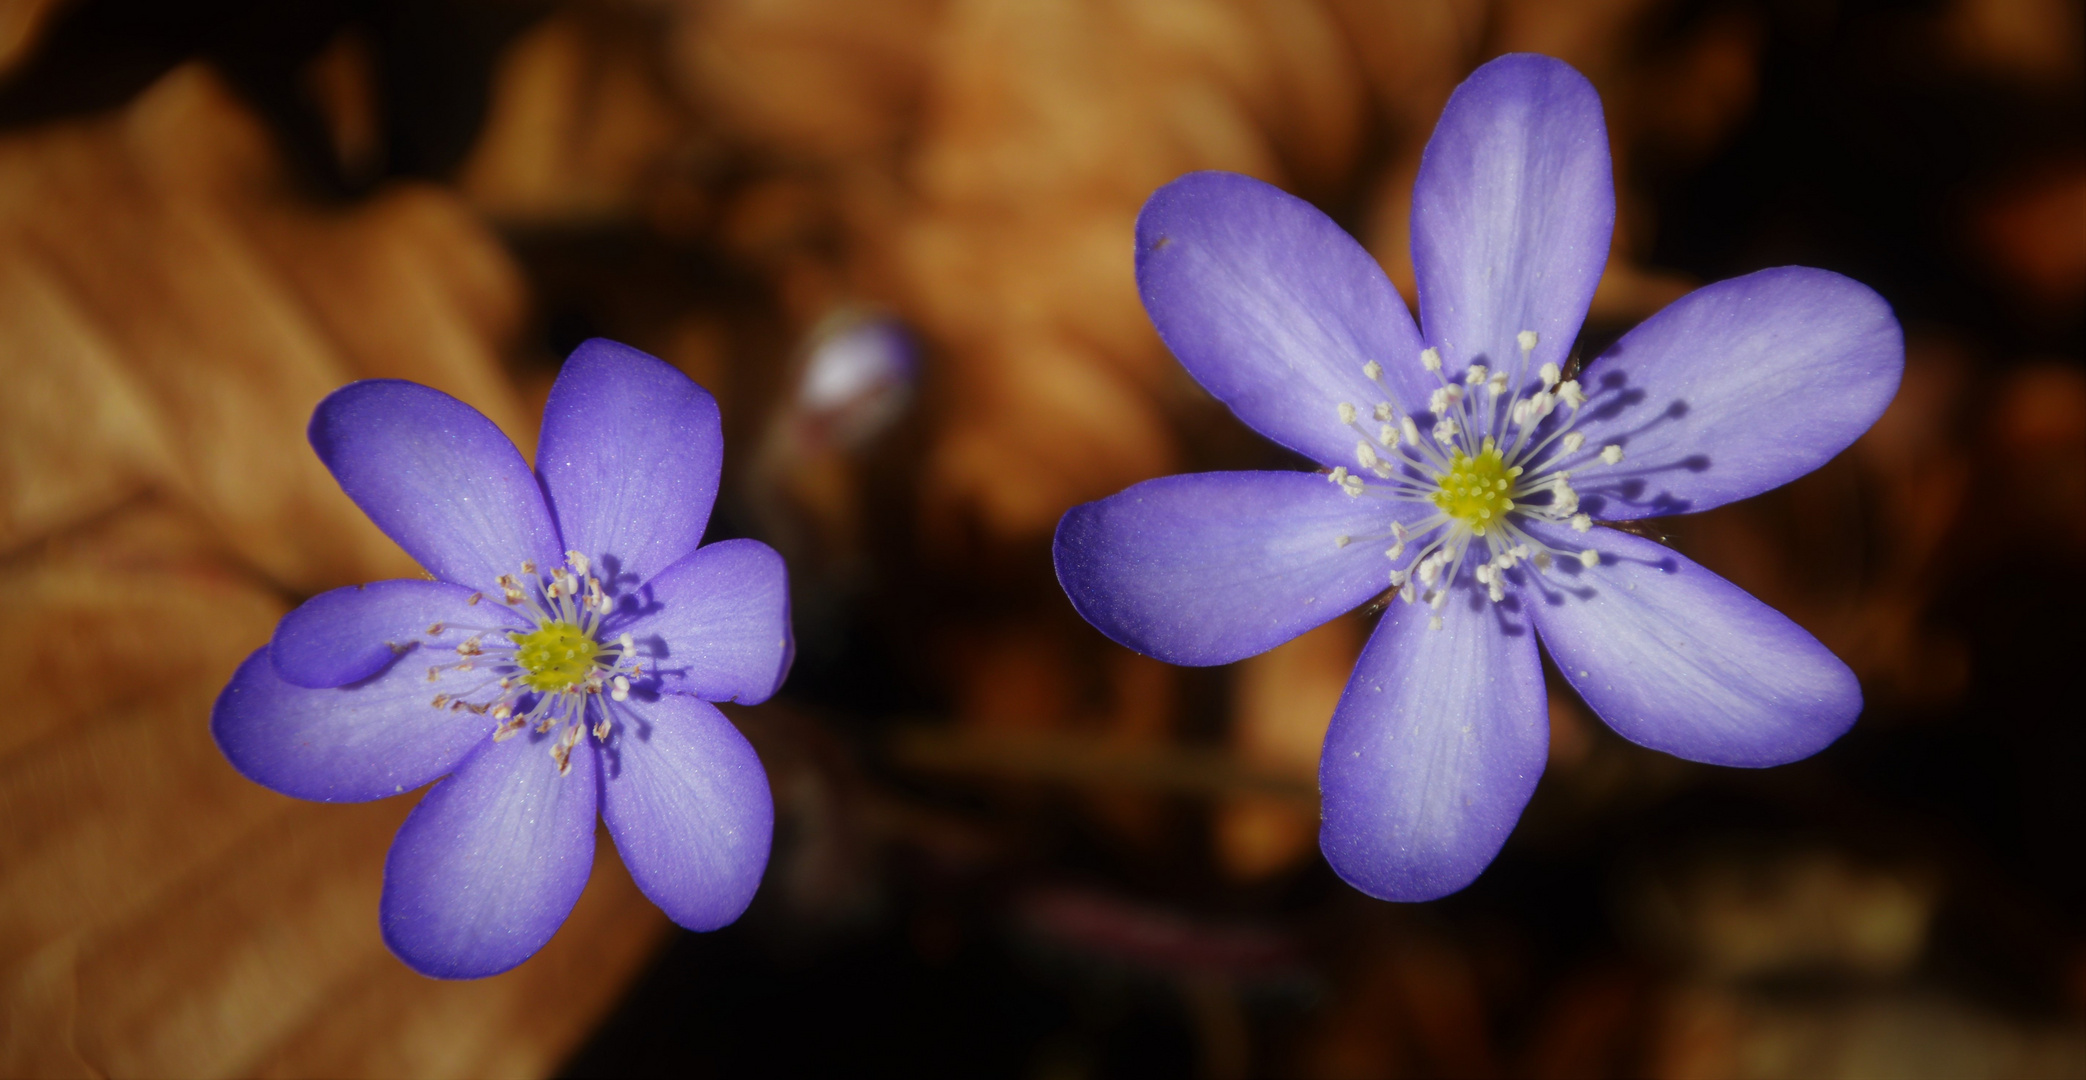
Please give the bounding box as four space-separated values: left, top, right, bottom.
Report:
1136 172 1430 467
1555 267 1904 519
212 649 494 802
615 538 793 704
1055 471 1431 667
309 380 564 590
536 339 725 593
600 694 773 932
270 579 527 689
1319 591 1548 901
1524 522 1861 767
1411 53 1613 380
379 732 598 978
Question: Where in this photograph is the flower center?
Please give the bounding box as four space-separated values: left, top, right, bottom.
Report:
1325 333 1624 628
1430 438 1519 535
411 551 646 775
511 620 605 693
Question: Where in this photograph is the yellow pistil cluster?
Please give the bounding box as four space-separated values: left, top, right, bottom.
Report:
510 621 601 692
1430 437 1522 536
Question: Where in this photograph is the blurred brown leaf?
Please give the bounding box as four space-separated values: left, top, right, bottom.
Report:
0 0 64 77
667 0 1377 545
1300 930 1498 1080
0 62 665 1077
1647 982 2086 1080
1626 846 1940 982
1215 615 1358 881
1938 0 2086 88
0 63 530 592
1972 164 2086 322
460 7 696 229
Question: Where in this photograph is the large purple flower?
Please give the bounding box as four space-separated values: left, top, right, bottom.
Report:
1053 54 1902 902
213 339 791 978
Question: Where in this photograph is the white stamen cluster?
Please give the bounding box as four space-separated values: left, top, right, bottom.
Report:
1325 331 1628 627
416 550 643 774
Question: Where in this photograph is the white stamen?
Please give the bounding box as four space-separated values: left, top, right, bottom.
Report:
1356 441 1380 470
1374 402 1394 421
1337 402 1357 425
1487 373 1509 399
1378 423 1398 447
1561 432 1585 454
1428 615 1444 631
1538 362 1560 389
1420 347 1442 372
1400 417 1421 446
1362 360 1383 380
1600 444 1624 465
1335 535 1351 548
1558 380 1586 409
1432 417 1460 444
1517 330 1539 353
1579 549 1600 568
1570 513 1592 532
1464 364 1488 387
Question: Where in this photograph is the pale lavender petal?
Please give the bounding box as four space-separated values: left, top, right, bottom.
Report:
1318 589 1547 901
1549 267 1903 519
212 649 493 802
380 732 598 979
1524 522 1861 766
310 380 564 590
1054 471 1432 667
599 694 772 932
1412 54 1612 382
537 340 724 592
1136 172 1431 467
614 539 793 705
270 579 528 689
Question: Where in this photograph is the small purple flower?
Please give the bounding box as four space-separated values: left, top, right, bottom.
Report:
213 339 791 978
1053 55 1902 901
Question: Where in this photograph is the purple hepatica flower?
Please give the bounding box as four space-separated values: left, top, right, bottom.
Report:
1053 54 1902 902
212 339 791 978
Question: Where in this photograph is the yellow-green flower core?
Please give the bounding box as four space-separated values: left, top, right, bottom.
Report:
1430 437 1521 536
510 620 601 693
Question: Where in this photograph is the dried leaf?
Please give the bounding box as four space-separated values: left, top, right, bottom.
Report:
0 64 530 591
